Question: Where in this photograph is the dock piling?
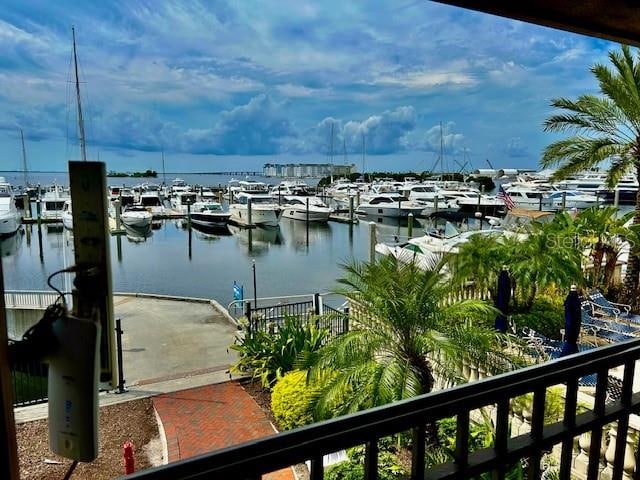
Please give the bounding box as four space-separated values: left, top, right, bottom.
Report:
561 191 567 211
306 198 310 245
356 191 360 207
368 221 377 264
349 196 354 224
36 199 41 225
187 201 192 227
114 199 122 232
408 213 414 238
22 194 30 219
247 197 253 227
614 189 620 208
434 196 439 213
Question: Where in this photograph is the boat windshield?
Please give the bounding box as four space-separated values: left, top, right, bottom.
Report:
0 186 11 197
202 204 222 211
249 197 276 204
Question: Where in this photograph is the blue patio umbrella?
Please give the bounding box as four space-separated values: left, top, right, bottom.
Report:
494 267 510 333
560 285 581 357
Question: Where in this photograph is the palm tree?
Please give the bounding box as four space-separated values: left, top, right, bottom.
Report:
304 255 525 422
541 44 640 299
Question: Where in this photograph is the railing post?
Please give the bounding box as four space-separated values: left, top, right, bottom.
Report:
313 293 320 316
245 302 252 334
115 318 127 394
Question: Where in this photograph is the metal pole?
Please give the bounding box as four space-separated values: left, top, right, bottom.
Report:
349 196 354 223
244 301 252 334
368 221 376 264
115 318 127 394
408 213 414 238
313 293 320 315
36 199 41 225
538 196 543 211
187 201 191 227
306 197 309 246
252 260 257 308
114 199 122 232
247 197 253 227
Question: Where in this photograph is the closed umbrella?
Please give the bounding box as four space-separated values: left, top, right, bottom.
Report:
494 267 510 333
560 285 581 357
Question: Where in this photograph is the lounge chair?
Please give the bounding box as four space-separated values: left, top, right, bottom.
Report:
580 308 636 343
588 290 640 324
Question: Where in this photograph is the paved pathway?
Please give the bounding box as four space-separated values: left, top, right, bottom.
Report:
152 381 294 480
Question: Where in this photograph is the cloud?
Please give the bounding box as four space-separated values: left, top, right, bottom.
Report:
403 122 465 154
343 106 416 154
504 137 530 158
373 68 477 89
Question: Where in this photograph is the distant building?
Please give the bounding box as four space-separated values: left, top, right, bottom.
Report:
263 163 355 178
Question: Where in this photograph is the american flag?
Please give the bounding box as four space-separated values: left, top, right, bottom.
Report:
497 186 515 210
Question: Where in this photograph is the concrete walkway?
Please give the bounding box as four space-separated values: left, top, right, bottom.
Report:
152 381 294 480
113 295 238 386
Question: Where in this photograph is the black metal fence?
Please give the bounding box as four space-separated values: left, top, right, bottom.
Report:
129 339 640 480
11 359 48 407
245 297 350 338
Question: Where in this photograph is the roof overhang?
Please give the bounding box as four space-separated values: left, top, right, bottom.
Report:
432 1 640 47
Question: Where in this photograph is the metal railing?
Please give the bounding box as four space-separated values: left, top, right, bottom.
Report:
247 300 315 333
4 290 62 309
11 359 48 407
129 339 640 480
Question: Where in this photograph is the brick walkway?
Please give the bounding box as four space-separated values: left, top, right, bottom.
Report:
152 381 294 480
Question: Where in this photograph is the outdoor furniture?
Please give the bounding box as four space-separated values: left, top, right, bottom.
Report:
580 307 636 344
588 290 640 324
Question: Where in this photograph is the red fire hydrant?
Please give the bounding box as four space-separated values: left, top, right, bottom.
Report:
123 441 135 474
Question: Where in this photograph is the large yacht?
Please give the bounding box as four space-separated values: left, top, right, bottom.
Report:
171 191 198 213
356 194 426 218
0 178 21 236
190 201 231 228
41 184 70 220
280 196 332 222
228 192 281 227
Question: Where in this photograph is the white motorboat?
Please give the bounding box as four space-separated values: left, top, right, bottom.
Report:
61 200 73 230
546 190 599 209
139 191 166 216
0 178 21 236
229 192 281 227
120 205 153 228
356 195 425 218
270 180 312 197
41 184 70 220
171 191 198 213
280 196 332 222
190 201 231 228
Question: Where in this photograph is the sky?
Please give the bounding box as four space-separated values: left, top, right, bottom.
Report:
0 0 619 173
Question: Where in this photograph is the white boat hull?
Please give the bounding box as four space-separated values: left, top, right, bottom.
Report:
0 212 20 236
356 205 425 218
229 205 280 227
121 212 152 228
280 207 330 222
62 212 73 230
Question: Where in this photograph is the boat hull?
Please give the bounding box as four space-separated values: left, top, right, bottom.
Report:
191 212 231 228
229 205 280 227
121 213 152 228
0 212 20 236
356 205 425 218
280 207 330 222
62 212 73 230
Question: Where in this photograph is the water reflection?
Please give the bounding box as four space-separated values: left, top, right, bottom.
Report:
191 223 232 239
0 231 22 257
228 224 284 256
124 224 153 243
282 219 332 251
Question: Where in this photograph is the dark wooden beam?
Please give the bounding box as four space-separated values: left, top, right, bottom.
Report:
0 260 20 480
432 1 640 47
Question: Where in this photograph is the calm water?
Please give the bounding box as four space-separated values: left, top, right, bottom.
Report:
1 215 426 307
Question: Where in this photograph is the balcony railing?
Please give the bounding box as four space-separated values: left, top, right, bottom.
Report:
128 338 640 480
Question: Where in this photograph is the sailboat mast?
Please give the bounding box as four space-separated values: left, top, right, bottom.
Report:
161 148 166 185
72 27 87 162
20 129 28 187
329 122 334 182
361 133 366 179
439 120 444 176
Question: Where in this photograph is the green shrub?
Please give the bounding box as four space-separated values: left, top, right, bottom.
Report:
271 370 319 430
230 317 327 388
512 295 564 339
325 442 407 480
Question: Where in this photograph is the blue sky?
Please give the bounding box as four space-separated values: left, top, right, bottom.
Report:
0 0 617 173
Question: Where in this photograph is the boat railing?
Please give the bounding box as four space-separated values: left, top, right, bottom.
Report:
4 290 66 309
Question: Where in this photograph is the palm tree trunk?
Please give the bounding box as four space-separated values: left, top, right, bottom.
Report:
623 165 640 303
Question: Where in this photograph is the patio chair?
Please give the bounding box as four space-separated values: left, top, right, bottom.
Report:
588 289 640 324
580 308 636 343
